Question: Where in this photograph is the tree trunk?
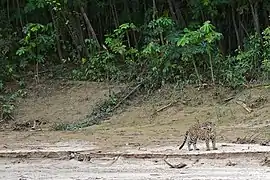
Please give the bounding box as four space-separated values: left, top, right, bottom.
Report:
50 10 63 62
167 0 178 22
75 14 89 58
238 13 244 47
113 3 119 27
249 0 261 36
231 7 241 49
192 56 201 85
123 1 134 48
240 20 249 37
173 0 187 27
80 6 100 48
7 0 10 24
228 16 232 52
61 11 81 60
143 0 149 24
16 0 23 29
207 49 215 84
98 15 103 43
152 0 157 19
263 9 269 26
109 0 119 28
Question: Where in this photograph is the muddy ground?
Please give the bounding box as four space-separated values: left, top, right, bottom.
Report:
0 80 270 179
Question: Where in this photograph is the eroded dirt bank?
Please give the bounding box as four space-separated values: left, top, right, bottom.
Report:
1 80 270 151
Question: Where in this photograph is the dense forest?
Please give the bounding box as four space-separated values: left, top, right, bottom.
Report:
0 0 270 119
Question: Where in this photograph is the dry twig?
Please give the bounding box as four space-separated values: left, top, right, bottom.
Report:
244 83 270 89
111 83 143 112
235 100 253 113
224 97 234 103
156 101 176 112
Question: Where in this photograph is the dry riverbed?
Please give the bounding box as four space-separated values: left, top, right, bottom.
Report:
1 156 270 180
0 142 270 180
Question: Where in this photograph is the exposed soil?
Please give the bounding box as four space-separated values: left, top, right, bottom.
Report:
0 80 270 151
1 80 270 179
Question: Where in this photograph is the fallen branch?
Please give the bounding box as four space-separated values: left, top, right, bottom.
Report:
150 101 175 118
151 98 180 117
224 97 234 103
110 82 143 112
163 156 187 169
235 100 253 113
156 102 175 112
244 83 270 89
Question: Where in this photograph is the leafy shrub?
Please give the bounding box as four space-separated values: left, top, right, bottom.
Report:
16 23 56 69
262 27 270 80
0 89 27 121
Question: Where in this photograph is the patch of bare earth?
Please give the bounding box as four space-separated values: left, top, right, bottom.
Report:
0 80 125 150
0 80 270 153
84 85 270 149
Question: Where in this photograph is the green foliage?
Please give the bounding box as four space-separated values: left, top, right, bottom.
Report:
177 21 222 83
236 34 261 75
0 9 19 82
112 23 137 38
0 89 27 121
71 19 270 90
219 26 270 87
72 22 140 82
0 0 269 90
72 51 120 81
144 17 175 44
219 55 246 88
16 23 56 68
262 27 270 79
25 0 62 12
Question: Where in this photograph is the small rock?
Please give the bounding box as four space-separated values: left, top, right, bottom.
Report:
138 147 147 151
260 141 270 146
226 160 237 166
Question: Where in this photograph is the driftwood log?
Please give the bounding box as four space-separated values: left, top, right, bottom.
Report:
163 156 187 169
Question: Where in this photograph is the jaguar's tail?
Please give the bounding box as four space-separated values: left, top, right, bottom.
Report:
179 131 189 150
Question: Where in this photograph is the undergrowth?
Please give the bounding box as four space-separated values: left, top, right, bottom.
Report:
0 89 27 122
